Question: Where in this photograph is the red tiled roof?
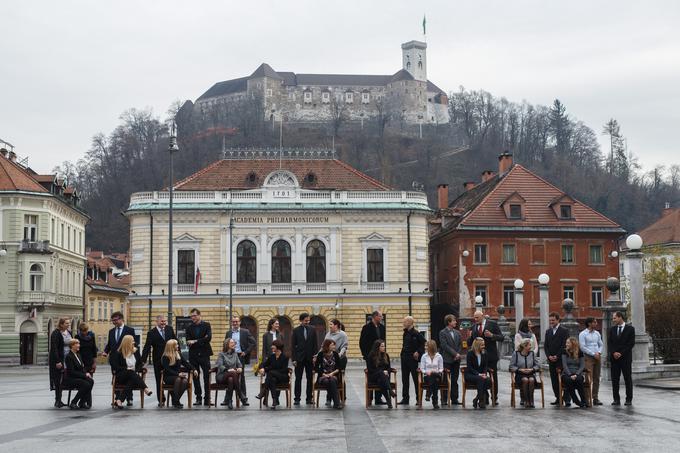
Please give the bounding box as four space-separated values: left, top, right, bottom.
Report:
639 208 680 246
0 156 49 193
173 159 390 191
34 174 57 183
448 164 621 230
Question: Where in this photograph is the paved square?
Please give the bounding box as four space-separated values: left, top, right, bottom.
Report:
0 364 678 452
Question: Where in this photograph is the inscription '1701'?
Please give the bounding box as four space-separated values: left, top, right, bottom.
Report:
233 216 329 224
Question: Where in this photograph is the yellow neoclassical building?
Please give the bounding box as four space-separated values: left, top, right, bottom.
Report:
125 150 431 359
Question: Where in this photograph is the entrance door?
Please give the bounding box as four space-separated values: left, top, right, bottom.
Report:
20 333 35 365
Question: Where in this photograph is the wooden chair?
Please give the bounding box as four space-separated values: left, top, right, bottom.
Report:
60 373 77 405
111 369 147 408
416 369 451 407
313 370 345 408
460 366 495 408
208 368 241 408
510 370 545 408
364 368 397 409
160 370 193 408
558 369 592 407
259 368 293 409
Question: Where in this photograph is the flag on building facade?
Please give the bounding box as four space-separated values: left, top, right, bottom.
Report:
194 267 201 294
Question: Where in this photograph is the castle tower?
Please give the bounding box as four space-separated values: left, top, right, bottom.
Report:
401 40 427 82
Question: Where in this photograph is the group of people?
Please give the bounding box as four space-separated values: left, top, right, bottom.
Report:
48 307 637 412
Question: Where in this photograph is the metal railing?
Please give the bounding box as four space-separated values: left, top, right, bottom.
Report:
19 239 51 253
651 337 680 364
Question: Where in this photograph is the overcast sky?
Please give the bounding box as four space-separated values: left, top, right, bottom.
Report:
1 0 678 174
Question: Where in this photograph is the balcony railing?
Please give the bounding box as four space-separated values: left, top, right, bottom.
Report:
176 284 195 294
19 239 52 254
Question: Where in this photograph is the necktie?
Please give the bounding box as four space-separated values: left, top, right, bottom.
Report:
160 328 165 341
115 327 120 342
618 325 623 337
478 324 483 336
304 326 308 340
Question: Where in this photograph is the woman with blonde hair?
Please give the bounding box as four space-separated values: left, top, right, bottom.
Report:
464 337 491 409
161 339 195 408
111 334 151 409
562 336 587 408
419 339 444 409
509 338 540 408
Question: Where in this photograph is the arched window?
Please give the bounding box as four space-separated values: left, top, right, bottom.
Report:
271 240 291 284
30 264 43 291
237 240 257 283
306 240 326 283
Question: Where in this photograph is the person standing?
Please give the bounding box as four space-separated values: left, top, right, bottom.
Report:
359 310 386 405
544 311 570 406
48 317 71 408
75 322 98 375
63 339 94 409
579 317 603 406
398 316 425 406
469 310 503 405
419 340 444 409
185 308 213 406
292 312 317 405
262 318 285 362
438 314 462 405
102 311 136 358
224 316 256 406
514 318 538 354
609 311 635 406
141 314 176 407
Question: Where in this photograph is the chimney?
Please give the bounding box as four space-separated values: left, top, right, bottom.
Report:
437 184 449 209
662 202 672 216
498 151 513 174
8 151 17 162
463 181 476 191
481 170 495 183
0 148 7 158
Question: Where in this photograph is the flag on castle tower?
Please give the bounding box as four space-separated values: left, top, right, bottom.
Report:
422 15 426 36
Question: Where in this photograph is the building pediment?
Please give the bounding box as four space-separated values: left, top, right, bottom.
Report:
173 233 202 243
263 170 299 188
359 232 391 242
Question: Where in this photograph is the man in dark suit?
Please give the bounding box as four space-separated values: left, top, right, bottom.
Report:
544 311 570 405
398 316 426 405
292 312 317 405
469 310 504 405
609 311 635 405
141 314 176 406
224 315 256 406
359 310 386 404
438 314 462 405
101 311 136 405
185 308 213 406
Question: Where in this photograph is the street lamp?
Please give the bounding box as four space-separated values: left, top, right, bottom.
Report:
474 294 484 310
514 278 525 323
626 234 643 251
462 250 470 257
537 273 550 356
167 121 179 329
624 233 651 369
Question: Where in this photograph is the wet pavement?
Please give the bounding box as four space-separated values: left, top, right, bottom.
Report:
0 364 678 452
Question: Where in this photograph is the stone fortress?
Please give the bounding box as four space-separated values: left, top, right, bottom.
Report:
192 40 450 125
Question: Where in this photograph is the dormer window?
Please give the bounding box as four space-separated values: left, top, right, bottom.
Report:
305 172 317 185
500 192 525 220
560 204 572 219
322 92 330 103
550 195 576 220
303 91 312 103
362 92 370 104
509 204 522 219
345 92 353 103
246 171 258 185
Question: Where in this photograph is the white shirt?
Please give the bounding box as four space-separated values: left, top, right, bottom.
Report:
419 353 444 374
126 354 136 370
270 331 277 341
231 330 242 353
578 328 603 357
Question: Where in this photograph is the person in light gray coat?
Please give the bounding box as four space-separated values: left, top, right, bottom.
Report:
438 314 462 405
509 339 541 408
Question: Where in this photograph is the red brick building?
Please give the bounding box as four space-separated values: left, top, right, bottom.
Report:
429 153 624 323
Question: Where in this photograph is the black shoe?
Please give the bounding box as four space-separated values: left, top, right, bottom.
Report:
333 404 343 410
126 401 133 407
612 400 621 406
221 400 229 406
172 403 184 409
204 398 211 406
492 398 499 406
54 401 65 408
451 400 461 405
624 400 632 406
397 399 409 405
194 398 203 406
593 399 603 406
433 402 439 409
325 401 332 407
425 391 431 402
241 400 249 406
387 402 393 409
564 402 572 407
306 400 314 405
69 402 80 410
375 400 387 405
472 397 478 409
227 401 234 410
293 400 300 406
550 400 559 405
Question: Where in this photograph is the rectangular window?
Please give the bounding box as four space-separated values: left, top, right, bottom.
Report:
23 215 38 241
561 244 574 264
60 223 64 247
266 88 273 97
303 91 312 103
367 248 384 282
322 92 330 103
103 300 108 320
591 287 604 307
589 245 603 264
474 285 488 306
531 244 545 264
51 218 55 244
98 302 102 320
563 285 575 302
89 302 94 320
362 92 370 103
177 250 195 285
345 92 353 103
509 204 522 219
109 301 113 318
474 244 488 264
503 285 515 307
560 204 572 219
502 244 516 264
67 226 71 250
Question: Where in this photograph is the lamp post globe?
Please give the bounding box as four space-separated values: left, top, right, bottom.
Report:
462 250 470 257
611 250 619 258
514 279 524 290
538 273 550 285
626 234 643 251
474 295 483 307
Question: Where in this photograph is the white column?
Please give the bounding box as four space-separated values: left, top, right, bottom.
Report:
329 227 338 282
539 284 549 357
627 250 650 369
515 289 524 324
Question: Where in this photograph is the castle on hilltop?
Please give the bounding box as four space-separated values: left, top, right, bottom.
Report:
190 40 449 126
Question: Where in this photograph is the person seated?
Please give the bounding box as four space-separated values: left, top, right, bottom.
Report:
419 339 444 409
509 338 540 408
216 338 243 409
465 337 491 409
110 334 152 409
315 339 342 409
562 337 587 408
63 339 94 409
366 340 396 409
256 339 289 410
161 339 195 409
